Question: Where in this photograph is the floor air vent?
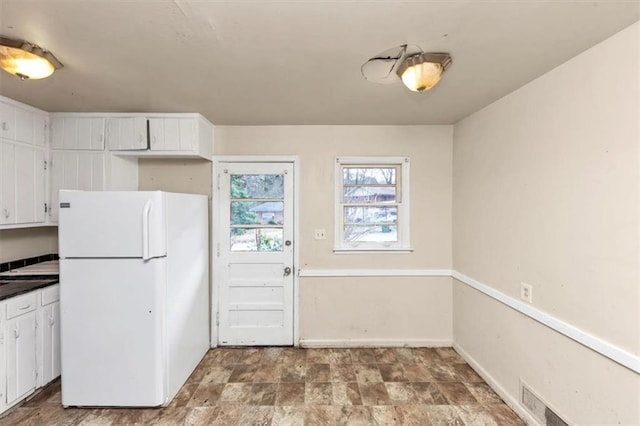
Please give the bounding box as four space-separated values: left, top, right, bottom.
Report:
521 382 569 426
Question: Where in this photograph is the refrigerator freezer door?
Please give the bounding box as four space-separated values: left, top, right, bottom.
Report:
60 258 167 407
58 191 167 259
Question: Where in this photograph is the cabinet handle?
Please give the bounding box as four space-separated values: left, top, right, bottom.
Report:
18 304 31 310
3 208 9 218
142 200 152 260
14 328 19 339
49 316 54 326
1 122 7 131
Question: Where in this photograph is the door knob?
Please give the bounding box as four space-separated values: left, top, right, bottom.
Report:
283 267 292 277
285 240 292 246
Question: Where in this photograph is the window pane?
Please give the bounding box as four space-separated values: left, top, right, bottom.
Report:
231 201 284 225
230 228 284 252
344 206 397 224
344 225 398 242
343 186 396 203
231 174 284 199
343 167 396 185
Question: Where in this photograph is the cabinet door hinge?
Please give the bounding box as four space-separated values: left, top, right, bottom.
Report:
216 243 220 258
216 312 220 326
216 173 221 190
43 160 47 170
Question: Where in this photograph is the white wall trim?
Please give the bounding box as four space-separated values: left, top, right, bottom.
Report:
296 267 640 374
298 268 452 277
453 342 539 425
452 270 640 375
300 338 453 348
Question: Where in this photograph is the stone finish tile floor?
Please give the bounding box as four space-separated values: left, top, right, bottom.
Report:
1 347 525 425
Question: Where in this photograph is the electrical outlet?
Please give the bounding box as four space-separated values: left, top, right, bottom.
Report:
314 229 326 240
520 282 533 303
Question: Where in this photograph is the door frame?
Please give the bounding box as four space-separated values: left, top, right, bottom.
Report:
211 155 300 347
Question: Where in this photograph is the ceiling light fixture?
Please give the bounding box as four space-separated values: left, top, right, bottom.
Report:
361 45 452 93
0 37 63 80
396 52 452 92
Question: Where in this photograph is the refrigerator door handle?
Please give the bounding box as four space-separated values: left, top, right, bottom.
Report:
142 200 152 260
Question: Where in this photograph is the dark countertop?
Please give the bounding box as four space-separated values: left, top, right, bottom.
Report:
0 275 59 301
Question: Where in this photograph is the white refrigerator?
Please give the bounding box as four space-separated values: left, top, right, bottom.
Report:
58 190 209 407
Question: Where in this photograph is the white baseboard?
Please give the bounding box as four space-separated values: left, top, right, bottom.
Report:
453 342 539 426
299 338 453 348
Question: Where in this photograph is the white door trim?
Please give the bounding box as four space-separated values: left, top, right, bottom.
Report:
211 155 300 347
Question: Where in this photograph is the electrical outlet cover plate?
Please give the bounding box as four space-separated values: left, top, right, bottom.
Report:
520 282 533 303
314 229 326 240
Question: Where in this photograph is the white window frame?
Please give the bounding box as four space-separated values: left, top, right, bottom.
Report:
334 156 411 252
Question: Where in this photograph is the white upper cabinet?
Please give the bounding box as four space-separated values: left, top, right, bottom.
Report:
14 145 46 224
0 100 47 147
149 118 196 151
0 142 16 225
0 101 16 141
105 117 147 150
52 112 213 159
50 116 105 150
0 97 48 228
114 114 213 159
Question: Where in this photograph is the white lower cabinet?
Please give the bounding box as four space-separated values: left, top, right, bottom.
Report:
5 292 38 406
0 285 60 414
38 286 60 387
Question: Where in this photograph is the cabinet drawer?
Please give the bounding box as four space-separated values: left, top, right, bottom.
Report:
41 285 60 306
6 292 38 319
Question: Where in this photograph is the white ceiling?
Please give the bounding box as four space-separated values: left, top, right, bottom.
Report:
0 1 638 125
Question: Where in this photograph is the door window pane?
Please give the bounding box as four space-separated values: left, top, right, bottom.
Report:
231 174 284 199
230 228 284 252
231 201 284 225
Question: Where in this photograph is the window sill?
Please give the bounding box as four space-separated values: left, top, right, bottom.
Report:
333 247 414 254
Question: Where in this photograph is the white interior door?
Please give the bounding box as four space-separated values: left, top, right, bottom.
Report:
217 162 294 346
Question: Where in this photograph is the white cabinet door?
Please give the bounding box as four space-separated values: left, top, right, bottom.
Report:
32 113 47 147
39 302 61 386
149 118 196 151
15 106 34 145
14 145 36 224
14 145 46 224
77 117 105 150
106 117 147 150
0 101 16 141
6 311 37 405
51 117 106 150
0 141 16 225
49 151 105 222
148 118 165 150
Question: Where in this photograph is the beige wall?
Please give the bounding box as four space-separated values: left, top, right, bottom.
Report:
138 158 213 197
0 227 58 263
214 125 454 343
452 22 639 424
